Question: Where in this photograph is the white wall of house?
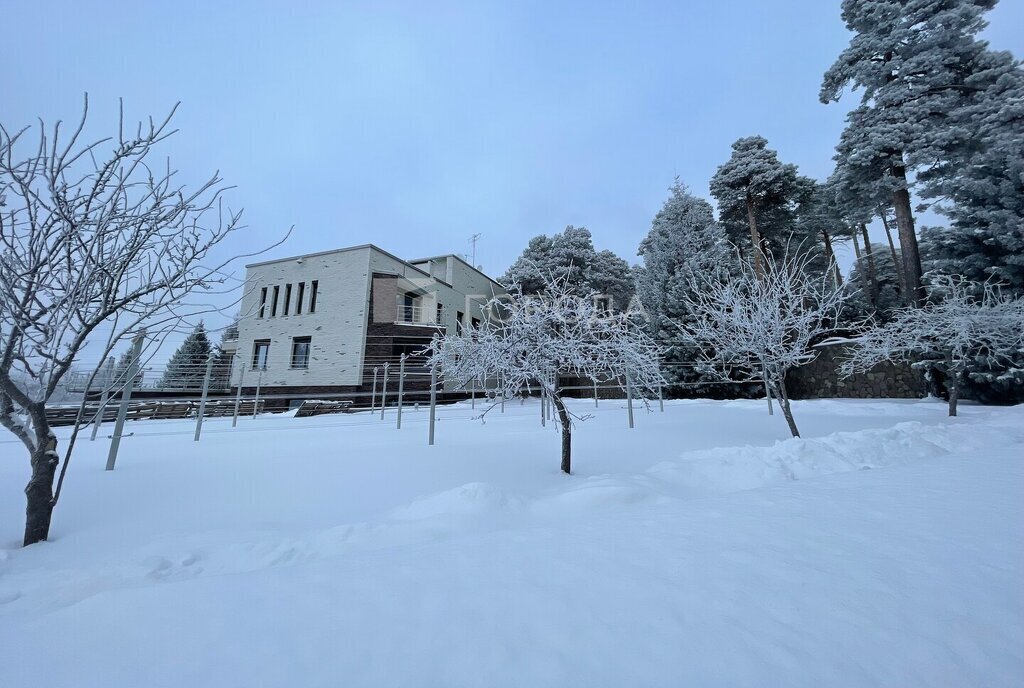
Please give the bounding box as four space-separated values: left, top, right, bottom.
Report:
232 246 373 388
232 245 507 393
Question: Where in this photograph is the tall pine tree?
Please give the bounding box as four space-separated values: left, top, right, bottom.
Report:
709 136 803 276
821 0 1008 306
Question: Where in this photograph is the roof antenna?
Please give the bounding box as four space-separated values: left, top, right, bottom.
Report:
469 232 482 269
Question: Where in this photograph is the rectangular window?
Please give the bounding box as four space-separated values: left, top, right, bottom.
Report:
290 336 311 369
283 284 292 316
392 336 427 365
309 280 319 313
296 282 305 315
270 286 280 317
472 317 481 329
456 311 464 334
400 293 416 323
252 340 270 370
435 303 443 324
258 287 268 318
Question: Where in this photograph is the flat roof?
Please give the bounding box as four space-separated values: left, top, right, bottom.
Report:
245 244 430 280
247 244 505 291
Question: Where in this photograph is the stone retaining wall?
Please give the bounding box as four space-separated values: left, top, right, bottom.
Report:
787 346 927 399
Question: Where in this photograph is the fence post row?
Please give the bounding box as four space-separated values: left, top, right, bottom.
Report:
105 330 145 471
193 353 215 442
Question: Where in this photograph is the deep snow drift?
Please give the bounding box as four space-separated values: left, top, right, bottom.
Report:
1 398 1022 687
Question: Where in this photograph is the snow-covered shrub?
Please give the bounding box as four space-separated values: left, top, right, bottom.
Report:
422 276 664 474
679 248 851 437
839 278 1024 416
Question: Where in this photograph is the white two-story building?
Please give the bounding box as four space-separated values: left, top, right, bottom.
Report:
229 244 506 406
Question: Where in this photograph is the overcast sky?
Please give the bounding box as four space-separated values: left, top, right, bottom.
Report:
5 0 1022 353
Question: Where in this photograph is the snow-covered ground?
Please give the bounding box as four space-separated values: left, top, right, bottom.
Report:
1 398 1022 687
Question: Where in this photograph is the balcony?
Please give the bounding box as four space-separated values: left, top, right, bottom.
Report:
395 304 444 327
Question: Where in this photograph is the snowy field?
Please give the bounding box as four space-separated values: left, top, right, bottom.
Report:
1 397 1022 687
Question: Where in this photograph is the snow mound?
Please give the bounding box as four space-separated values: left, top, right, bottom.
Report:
390 482 521 521
531 475 668 515
646 418 1024 496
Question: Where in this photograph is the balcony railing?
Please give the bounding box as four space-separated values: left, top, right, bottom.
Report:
395 304 444 326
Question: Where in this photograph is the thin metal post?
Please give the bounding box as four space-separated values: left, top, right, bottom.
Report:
659 384 664 413
471 378 476 409
232 361 245 427
594 379 599 408
763 365 774 416
194 353 215 441
106 331 145 471
380 363 389 420
371 367 379 412
625 371 635 429
252 369 263 419
540 386 546 427
396 355 406 429
549 373 556 421
428 363 437 445
500 375 505 413
91 356 115 441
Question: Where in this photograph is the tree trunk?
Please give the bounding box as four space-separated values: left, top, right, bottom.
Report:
773 377 800 438
890 165 925 307
745 193 764 278
821 229 842 288
851 231 862 260
860 223 879 309
551 393 572 474
946 351 959 417
24 431 58 546
879 212 905 300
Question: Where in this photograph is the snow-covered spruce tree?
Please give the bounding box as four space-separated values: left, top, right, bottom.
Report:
0 97 250 546
916 10 1024 294
501 226 635 310
821 0 1010 307
709 136 803 278
422 277 663 474
209 320 239 390
679 249 851 438
635 180 737 393
840 278 1024 417
158 322 213 389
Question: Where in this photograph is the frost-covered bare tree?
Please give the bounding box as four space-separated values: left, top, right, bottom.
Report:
839 279 1024 418
679 249 850 438
0 96 263 546
422 276 664 474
